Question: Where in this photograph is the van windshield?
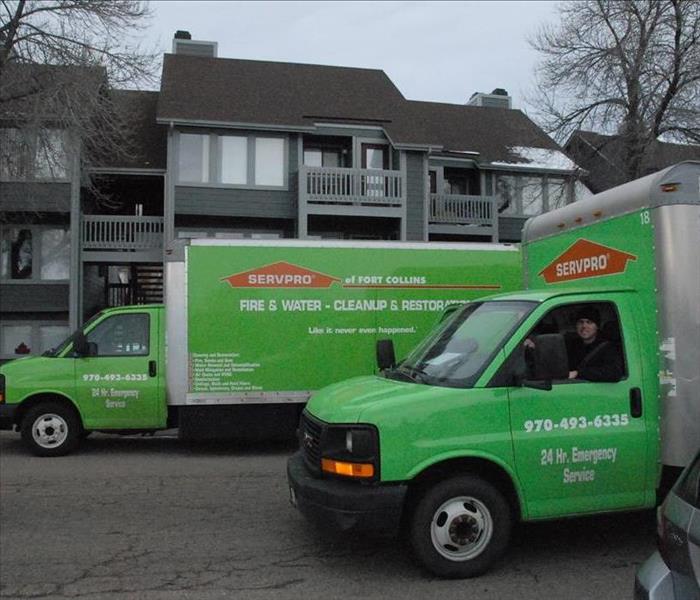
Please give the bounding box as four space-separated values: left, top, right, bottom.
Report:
390 300 536 388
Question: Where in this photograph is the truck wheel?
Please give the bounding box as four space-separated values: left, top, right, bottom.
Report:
409 475 511 578
20 402 80 457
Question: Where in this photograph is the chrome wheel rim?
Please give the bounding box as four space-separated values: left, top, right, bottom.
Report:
32 413 68 449
430 496 493 561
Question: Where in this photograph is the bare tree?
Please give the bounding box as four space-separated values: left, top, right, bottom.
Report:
529 0 700 180
0 1 159 209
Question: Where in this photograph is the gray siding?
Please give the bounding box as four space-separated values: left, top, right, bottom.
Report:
405 151 426 241
175 186 296 218
0 284 69 312
498 216 528 242
174 132 298 219
0 182 71 213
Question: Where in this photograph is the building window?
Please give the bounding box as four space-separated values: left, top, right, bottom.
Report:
303 149 342 168
177 133 286 188
255 137 285 186
362 144 388 170
40 229 71 279
34 129 68 179
492 172 572 216
443 168 480 196
0 128 67 181
495 174 519 215
0 227 70 282
219 136 247 184
520 176 544 216
549 177 570 209
0 320 70 358
178 133 210 183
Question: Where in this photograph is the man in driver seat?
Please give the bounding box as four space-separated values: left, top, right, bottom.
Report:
566 307 622 382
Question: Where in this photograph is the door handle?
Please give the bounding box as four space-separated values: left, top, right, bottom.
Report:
149 360 157 377
630 387 643 418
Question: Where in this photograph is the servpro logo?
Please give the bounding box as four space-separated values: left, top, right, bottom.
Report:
539 239 637 284
221 262 341 288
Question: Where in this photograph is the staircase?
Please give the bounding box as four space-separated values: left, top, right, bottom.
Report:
133 264 163 304
105 264 163 307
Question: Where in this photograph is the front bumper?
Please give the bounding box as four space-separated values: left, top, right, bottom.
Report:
0 404 18 430
634 551 675 600
287 450 407 535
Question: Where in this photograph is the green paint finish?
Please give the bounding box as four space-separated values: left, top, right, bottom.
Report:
303 211 663 522
1 305 166 431
186 245 521 397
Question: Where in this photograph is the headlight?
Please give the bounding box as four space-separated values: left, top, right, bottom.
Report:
321 425 379 480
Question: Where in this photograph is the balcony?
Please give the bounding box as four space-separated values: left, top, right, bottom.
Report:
429 194 498 241
299 166 406 218
81 215 164 262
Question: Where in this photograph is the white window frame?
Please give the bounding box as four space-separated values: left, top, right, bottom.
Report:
0 225 71 284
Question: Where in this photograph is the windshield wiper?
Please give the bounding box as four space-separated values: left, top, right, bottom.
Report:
393 364 428 383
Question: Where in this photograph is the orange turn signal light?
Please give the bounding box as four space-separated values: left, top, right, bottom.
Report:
321 458 375 478
660 183 680 193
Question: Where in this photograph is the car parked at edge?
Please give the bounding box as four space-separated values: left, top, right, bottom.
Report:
634 448 700 599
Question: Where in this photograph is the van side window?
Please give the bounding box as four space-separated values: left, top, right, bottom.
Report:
489 301 627 387
531 302 626 383
86 314 150 356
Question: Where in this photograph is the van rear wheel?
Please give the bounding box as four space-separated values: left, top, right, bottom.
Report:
21 402 80 457
409 475 511 578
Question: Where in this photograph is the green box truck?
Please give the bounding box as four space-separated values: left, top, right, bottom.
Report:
0 240 521 456
287 161 700 578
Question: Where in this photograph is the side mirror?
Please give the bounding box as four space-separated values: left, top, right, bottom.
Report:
376 339 396 371
529 333 569 383
73 333 97 357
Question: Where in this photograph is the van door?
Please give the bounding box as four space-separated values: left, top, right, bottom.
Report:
74 309 165 429
505 296 650 519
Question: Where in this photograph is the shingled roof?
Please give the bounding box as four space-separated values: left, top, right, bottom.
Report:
157 53 574 169
566 130 700 192
388 100 564 164
157 53 404 127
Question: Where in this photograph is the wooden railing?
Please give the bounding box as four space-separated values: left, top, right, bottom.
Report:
81 216 164 251
300 166 405 207
429 194 497 225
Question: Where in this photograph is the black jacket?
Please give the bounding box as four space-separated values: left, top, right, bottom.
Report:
566 335 623 382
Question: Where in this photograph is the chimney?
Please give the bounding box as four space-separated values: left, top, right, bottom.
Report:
172 31 218 58
466 88 512 109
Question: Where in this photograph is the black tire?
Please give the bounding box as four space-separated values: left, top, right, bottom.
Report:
20 401 81 457
409 475 512 578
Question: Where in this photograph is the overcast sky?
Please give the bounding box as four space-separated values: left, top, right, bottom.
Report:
145 1 560 112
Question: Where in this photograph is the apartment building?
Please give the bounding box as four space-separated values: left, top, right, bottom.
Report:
0 32 583 362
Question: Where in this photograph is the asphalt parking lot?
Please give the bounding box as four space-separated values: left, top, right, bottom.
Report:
0 431 655 599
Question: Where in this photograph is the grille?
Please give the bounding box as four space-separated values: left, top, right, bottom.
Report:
300 411 324 470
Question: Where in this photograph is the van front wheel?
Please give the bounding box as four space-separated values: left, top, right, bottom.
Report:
409 475 511 578
21 402 80 457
